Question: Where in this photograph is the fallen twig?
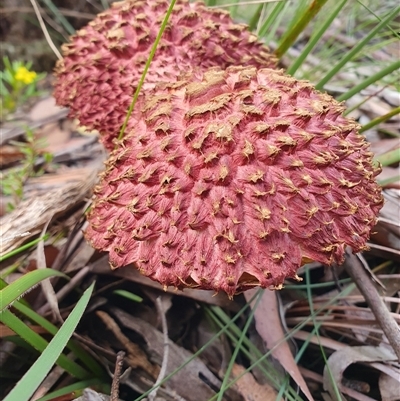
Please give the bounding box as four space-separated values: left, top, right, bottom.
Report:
111 351 125 401
344 250 400 360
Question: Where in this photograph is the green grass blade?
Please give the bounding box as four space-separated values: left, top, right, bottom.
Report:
315 6 400 90
0 310 90 380
0 278 104 377
216 292 262 401
287 0 347 76
113 289 143 303
37 379 107 401
275 0 330 59
0 269 68 311
378 175 400 186
359 106 400 133
337 59 400 101
41 0 75 35
118 0 178 141
249 4 264 31
375 148 400 166
357 0 400 38
258 1 286 39
14 300 106 378
0 234 49 263
3 282 95 401
304 268 343 401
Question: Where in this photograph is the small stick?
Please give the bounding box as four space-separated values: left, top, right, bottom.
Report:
345 250 400 360
148 296 170 401
111 351 126 401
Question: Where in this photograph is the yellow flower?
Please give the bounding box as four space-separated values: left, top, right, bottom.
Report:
15 66 37 85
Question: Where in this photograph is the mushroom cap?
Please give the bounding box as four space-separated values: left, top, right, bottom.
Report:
53 0 277 149
85 66 383 297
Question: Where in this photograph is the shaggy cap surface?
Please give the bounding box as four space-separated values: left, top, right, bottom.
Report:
53 0 277 149
85 66 383 297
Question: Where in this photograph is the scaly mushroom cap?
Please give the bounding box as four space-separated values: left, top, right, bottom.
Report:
53 0 277 149
85 66 383 297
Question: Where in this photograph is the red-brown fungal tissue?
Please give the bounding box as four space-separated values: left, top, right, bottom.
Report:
53 0 277 150
84 66 384 297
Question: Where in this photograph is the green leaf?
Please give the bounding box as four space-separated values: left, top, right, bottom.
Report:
0 268 68 311
3 282 95 401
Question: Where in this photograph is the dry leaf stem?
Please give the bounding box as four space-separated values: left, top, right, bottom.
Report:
345 251 400 360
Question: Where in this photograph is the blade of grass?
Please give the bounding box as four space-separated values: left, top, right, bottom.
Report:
37 378 108 401
304 268 344 401
375 148 400 166
275 0 330 59
3 282 95 401
207 305 301 400
287 0 347 76
40 0 75 35
315 6 400 90
337 59 400 101
357 0 400 38
207 284 355 401
0 309 90 380
257 0 286 38
359 106 400 133
14 300 106 378
216 291 263 401
0 234 49 263
249 3 264 31
132 290 260 401
378 175 400 186
343 76 399 116
113 289 143 303
118 0 177 141
0 269 68 311
99 0 110 10
263 0 290 45
0 278 104 377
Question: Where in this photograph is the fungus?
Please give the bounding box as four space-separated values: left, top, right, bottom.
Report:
85 66 384 297
53 0 277 150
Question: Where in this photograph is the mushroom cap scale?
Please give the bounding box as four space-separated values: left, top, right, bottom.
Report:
85 66 383 297
53 0 277 149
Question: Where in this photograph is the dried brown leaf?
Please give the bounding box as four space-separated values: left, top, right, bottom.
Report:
379 373 400 401
323 346 398 400
244 289 314 401
231 363 278 401
110 307 242 401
